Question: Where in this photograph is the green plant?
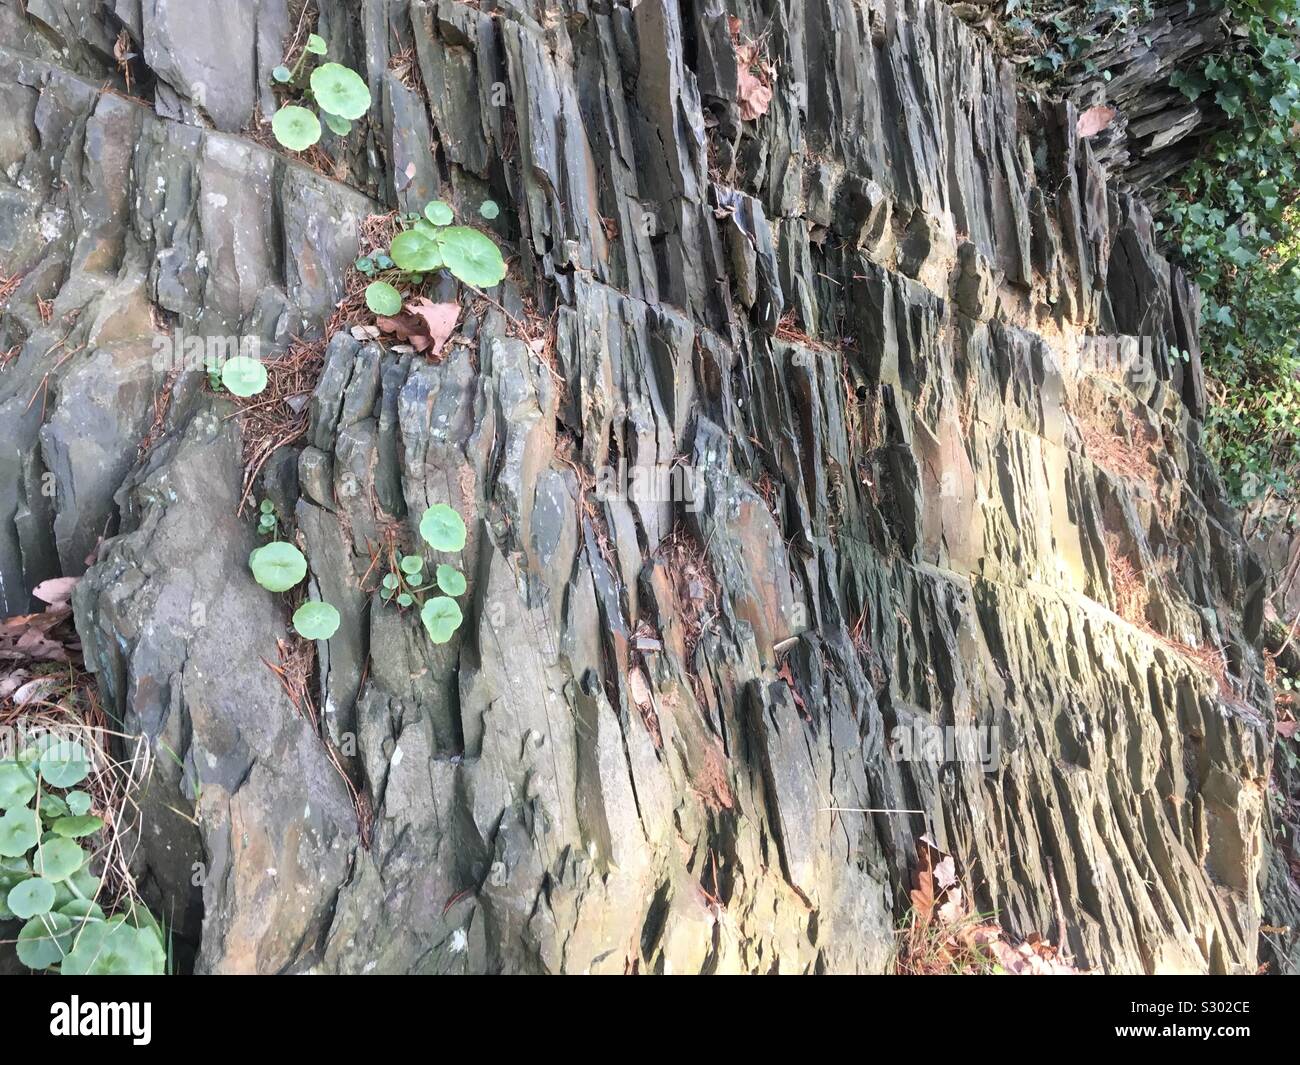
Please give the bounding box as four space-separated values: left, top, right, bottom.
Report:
249 541 307 593
420 596 464 644
292 600 340 640
271 105 321 151
416 504 469 644
220 355 268 398
1004 1 1300 509
269 35 371 151
0 737 164 974
1159 1 1300 505
419 502 468 551
257 498 280 538
353 199 507 320
365 280 403 315
381 552 425 607
371 505 471 643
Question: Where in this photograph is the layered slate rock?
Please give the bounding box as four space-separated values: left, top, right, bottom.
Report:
0 0 1283 973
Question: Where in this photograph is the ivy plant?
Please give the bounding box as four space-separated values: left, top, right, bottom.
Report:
270 34 371 151
0 738 165 975
1158 0 1300 506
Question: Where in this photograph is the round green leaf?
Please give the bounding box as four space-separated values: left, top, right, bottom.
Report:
260 499 276 514
438 226 507 287
390 228 443 272
396 592 414 607
420 596 464 644
66 865 99 900
310 62 371 120
220 355 268 397
59 898 105 921
400 554 424 575
272 64 293 83
479 199 500 220
271 104 322 151
37 737 91 789
436 563 467 596
323 112 352 136
365 280 403 316
63 918 165 975
8 876 55 919
52 815 103 839
65 791 92 817
0 808 38 857
305 33 328 55
33 837 85 881
382 573 400 591
0 854 31 880
292 601 341 640
0 761 36 810
38 793 69 820
424 200 454 226
249 542 308 593
16 913 73 969
418 503 467 552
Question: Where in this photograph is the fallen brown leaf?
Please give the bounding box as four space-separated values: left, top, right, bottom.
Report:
737 66 772 121
1077 104 1117 138
405 298 461 357
32 575 78 607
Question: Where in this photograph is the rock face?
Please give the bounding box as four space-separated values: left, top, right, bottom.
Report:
0 0 1286 973
1005 2 1233 191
